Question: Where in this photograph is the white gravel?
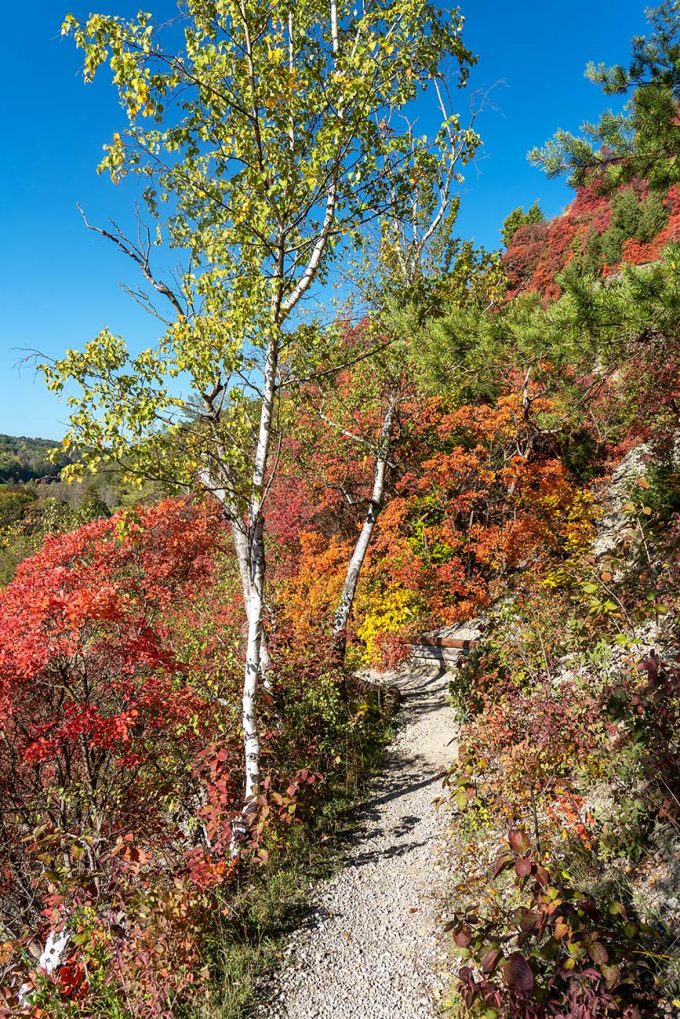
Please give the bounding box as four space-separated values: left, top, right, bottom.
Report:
259 662 458 1019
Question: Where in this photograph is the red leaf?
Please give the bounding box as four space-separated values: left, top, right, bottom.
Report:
502 952 534 996
508 829 531 854
514 856 532 878
453 925 472 948
482 948 503 974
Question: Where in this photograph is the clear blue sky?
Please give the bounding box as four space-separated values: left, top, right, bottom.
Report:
0 0 649 439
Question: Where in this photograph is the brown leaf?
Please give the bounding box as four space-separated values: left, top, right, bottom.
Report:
588 940 609 965
601 963 621 988
453 925 472 948
517 908 539 933
492 853 514 878
515 856 532 878
534 865 550 887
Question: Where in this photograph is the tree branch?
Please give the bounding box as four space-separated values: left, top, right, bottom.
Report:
77 204 185 319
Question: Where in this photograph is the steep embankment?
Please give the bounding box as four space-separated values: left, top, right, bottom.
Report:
259 660 462 1019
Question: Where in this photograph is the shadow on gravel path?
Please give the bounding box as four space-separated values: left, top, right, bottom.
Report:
258 663 459 1019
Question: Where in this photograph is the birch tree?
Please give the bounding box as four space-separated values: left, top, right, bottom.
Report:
328 97 483 658
45 0 473 822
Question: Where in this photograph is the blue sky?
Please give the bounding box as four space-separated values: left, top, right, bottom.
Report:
0 0 649 439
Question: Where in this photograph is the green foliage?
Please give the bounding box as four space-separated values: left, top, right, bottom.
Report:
573 187 672 272
501 202 545 248
639 449 680 520
0 458 173 585
555 244 680 364
635 189 669 242
49 0 478 498
559 428 604 483
0 486 36 528
0 433 70 483
400 247 514 401
412 236 680 410
0 488 111 585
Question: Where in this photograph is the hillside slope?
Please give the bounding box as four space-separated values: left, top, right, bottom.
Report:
503 180 680 301
0 433 69 483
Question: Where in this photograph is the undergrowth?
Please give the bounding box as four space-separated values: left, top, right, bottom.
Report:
442 470 680 1018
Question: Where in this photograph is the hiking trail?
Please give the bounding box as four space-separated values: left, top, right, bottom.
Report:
260 659 462 1019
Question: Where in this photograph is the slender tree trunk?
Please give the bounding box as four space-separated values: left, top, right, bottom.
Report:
232 334 278 848
243 513 265 801
332 393 395 660
231 517 272 685
197 475 273 688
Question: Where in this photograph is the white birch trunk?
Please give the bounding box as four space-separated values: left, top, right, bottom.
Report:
230 0 342 847
231 517 272 686
242 514 265 802
231 336 278 850
332 395 395 658
18 928 71 1005
197 474 273 688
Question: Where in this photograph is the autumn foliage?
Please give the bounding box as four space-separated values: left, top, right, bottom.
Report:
2 106 680 1019
504 179 680 300
0 496 390 1013
0 501 228 1008
270 380 594 671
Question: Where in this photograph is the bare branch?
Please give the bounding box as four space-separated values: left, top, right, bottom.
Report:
77 204 185 318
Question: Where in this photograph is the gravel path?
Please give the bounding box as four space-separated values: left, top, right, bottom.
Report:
260 661 458 1019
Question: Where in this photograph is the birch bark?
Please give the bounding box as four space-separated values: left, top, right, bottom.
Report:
332 393 396 659
232 0 342 834
241 333 277 803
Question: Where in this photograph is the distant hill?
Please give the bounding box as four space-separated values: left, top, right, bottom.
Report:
0 434 70 484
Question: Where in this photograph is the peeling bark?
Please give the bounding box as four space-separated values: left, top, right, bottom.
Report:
19 927 71 1005
231 336 277 850
231 516 272 688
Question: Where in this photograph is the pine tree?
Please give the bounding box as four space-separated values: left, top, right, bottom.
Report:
501 202 545 248
530 1 680 190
